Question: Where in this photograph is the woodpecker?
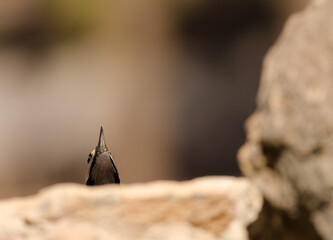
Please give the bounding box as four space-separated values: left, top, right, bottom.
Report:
85 127 120 185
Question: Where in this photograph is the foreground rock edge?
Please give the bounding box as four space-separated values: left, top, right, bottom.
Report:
0 177 262 240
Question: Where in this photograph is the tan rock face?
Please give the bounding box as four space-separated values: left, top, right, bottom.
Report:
0 177 262 240
238 0 333 239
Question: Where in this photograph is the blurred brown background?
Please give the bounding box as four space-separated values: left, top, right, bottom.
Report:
0 0 308 198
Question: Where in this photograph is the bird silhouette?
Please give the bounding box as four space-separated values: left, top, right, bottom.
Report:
85 127 120 185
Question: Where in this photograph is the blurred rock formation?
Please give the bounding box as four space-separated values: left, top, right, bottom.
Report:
238 0 333 239
0 177 262 240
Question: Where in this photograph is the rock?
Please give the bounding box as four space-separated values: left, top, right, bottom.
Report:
0 177 262 240
238 0 333 239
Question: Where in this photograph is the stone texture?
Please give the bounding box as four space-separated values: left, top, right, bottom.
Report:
0 177 262 240
238 0 333 239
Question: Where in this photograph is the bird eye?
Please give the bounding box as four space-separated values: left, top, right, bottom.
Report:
87 149 95 164
87 153 93 163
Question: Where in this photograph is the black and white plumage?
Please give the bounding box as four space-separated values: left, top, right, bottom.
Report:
85 127 120 185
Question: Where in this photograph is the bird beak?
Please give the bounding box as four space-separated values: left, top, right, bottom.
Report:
97 126 108 152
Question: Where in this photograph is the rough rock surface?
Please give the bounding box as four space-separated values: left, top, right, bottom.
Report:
238 0 333 239
0 177 262 240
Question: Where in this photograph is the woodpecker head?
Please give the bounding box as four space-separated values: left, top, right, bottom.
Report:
85 127 120 185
